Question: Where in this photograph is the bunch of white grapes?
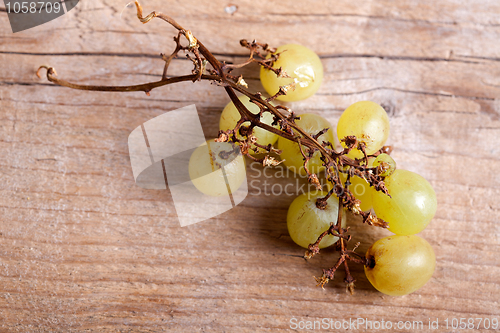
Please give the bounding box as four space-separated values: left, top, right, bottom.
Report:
194 44 437 296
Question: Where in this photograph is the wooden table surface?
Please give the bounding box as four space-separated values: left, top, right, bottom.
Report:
1 0 499 331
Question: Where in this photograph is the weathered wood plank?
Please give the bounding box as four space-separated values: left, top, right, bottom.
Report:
0 0 499 331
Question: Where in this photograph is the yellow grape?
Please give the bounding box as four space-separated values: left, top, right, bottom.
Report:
337 101 390 159
287 191 346 249
260 44 323 102
364 235 435 296
277 114 334 176
347 176 374 212
372 169 437 235
188 139 246 196
219 95 278 155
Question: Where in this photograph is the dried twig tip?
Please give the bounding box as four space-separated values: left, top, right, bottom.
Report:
236 76 248 88
185 30 198 49
314 275 330 289
308 174 322 190
263 156 283 167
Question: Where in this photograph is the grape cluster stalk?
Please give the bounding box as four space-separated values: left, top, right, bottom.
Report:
37 1 397 294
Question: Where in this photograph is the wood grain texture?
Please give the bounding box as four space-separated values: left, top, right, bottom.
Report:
0 0 499 331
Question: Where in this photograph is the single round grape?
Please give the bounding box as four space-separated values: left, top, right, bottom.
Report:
260 44 323 102
188 139 246 196
372 169 437 235
337 101 390 159
287 191 347 249
219 95 278 155
373 153 396 177
277 113 334 176
364 235 435 296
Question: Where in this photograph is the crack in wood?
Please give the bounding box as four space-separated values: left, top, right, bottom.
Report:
316 86 497 101
0 50 490 65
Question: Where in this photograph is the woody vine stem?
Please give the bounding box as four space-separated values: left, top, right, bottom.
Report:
37 1 393 294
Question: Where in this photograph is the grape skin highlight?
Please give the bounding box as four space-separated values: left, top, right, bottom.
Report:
364 235 435 296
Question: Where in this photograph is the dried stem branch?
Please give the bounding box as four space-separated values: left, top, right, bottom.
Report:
37 0 393 293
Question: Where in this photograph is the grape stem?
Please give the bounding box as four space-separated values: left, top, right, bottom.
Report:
36 0 392 294
309 199 359 294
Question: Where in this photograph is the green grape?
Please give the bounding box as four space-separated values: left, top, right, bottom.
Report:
337 101 390 159
287 191 347 249
188 139 246 196
260 44 323 102
277 113 334 176
219 95 278 155
373 153 396 177
364 235 435 296
372 169 437 235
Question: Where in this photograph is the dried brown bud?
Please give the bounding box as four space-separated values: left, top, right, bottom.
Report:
200 59 208 75
375 181 391 197
381 145 393 155
308 174 322 190
341 135 357 149
346 282 355 295
215 131 229 143
275 67 290 78
349 199 363 215
305 243 320 259
363 211 389 228
314 275 330 289
281 82 296 94
185 30 197 49
262 155 283 167
375 161 390 175
248 135 257 143
236 76 248 88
